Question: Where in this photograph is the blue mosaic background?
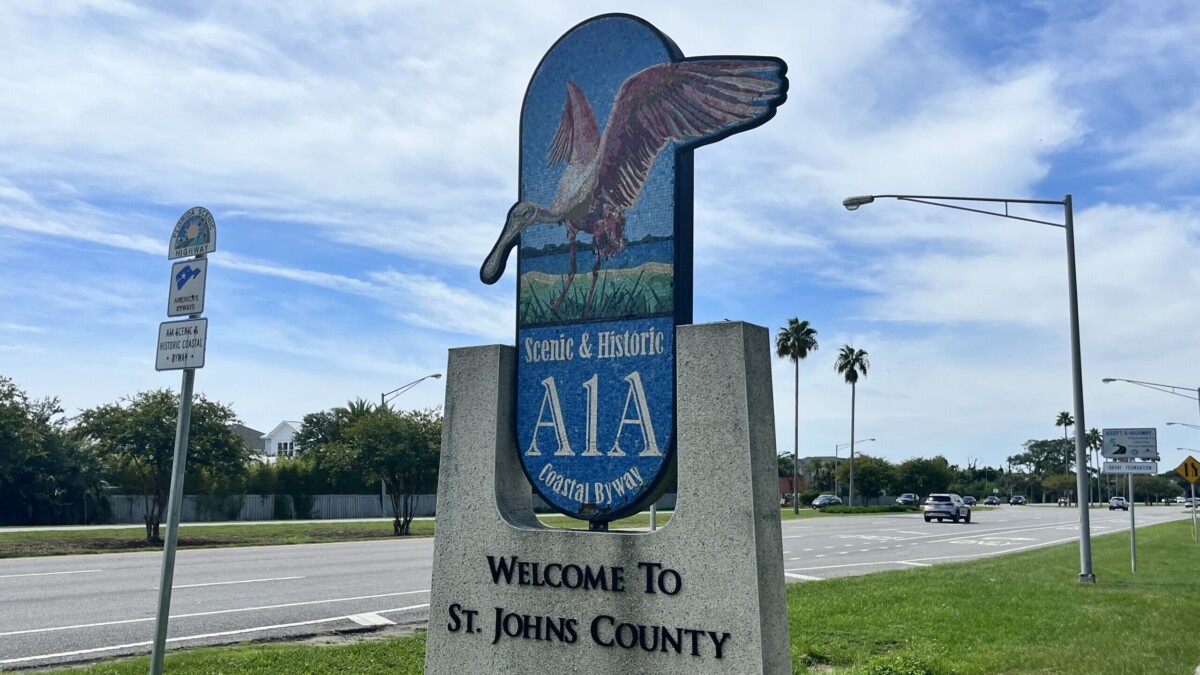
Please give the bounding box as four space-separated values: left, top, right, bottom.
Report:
516 16 678 521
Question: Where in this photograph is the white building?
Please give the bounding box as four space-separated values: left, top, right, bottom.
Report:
259 421 302 463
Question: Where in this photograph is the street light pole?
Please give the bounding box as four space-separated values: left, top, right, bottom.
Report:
835 438 875 501
381 373 443 410
844 193 1095 583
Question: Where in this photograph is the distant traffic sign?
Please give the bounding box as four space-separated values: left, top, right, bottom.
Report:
155 318 207 370
1176 456 1200 484
1101 428 1158 460
1103 461 1158 475
167 259 207 317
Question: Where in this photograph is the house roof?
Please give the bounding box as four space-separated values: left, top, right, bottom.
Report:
262 420 302 439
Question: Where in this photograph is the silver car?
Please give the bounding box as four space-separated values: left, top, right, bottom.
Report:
923 493 971 523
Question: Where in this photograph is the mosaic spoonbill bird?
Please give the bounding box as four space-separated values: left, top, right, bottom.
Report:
480 59 785 318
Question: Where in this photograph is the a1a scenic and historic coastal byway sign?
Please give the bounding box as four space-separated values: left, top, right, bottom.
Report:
479 14 786 524
155 318 208 371
1101 427 1158 460
167 258 207 317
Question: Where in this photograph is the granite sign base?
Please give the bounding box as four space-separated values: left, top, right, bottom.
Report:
424 322 789 674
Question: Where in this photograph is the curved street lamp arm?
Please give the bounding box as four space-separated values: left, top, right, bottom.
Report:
381 373 443 408
844 194 1065 228
1102 378 1199 402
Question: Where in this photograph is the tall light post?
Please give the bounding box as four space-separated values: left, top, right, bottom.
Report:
381 373 442 409
1102 378 1200 427
844 193 1095 583
834 438 875 499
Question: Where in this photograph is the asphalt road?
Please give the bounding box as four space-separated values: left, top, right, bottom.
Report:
1 505 1192 669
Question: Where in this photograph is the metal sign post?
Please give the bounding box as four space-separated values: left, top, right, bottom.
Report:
150 208 215 675
1128 474 1137 573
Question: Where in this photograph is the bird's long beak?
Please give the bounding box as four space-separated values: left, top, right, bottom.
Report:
480 209 521 285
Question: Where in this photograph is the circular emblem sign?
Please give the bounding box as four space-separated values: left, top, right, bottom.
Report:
479 14 786 524
169 206 216 260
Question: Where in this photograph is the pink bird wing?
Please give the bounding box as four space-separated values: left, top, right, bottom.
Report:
548 80 601 167
596 60 784 210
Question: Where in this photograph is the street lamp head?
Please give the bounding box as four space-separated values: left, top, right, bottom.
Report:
431 373 443 379
842 195 875 211
1101 378 1116 383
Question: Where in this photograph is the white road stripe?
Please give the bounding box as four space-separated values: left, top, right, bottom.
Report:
0 589 430 638
0 569 101 580
347 612 396 627
0 603 430 666
174 576 303 589
784 572 822 581
898 561 930 567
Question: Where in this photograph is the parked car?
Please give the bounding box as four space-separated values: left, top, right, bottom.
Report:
1109 497 1129 511
896 493 919 506
1057 497 1070 506
923 493 971 523
983 496 1000 506
1009 495 1027 505
812 494 843 509
963 496 977 506
1184 498 1199 509
1175 496 1188 504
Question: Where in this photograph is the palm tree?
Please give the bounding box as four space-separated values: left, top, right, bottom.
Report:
1055 411 1074 475
776 319 819 513
1087 428 1102 503
834 345 870 505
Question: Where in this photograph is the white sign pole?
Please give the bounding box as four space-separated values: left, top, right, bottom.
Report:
1192 483 1197 542
149 368 195 675
1128 474 1137 574
151 209 214 674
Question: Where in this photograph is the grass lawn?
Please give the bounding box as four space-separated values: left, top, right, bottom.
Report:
0 512 673 558
50 520 1200 674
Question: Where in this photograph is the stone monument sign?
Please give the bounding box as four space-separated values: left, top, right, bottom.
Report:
426 14 790 674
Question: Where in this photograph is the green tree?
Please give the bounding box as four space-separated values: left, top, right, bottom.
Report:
1132 475 1184 504
1042 474 1077 501
834 455 893 505
1086 428 1103 502
294 398 376 477
775 318 818 514
75 389 247 542
834 344 869 504
0 376 109 525
777 453 794 479
895 456 955 500
332 407 442 535
1055 411 1074 472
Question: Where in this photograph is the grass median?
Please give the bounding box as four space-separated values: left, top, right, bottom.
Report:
0 513 676 559
49 519 1200 674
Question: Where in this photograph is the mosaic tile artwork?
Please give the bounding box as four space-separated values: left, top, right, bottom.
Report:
479 14 787 523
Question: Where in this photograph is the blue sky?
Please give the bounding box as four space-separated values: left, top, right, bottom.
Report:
2 1 1199 471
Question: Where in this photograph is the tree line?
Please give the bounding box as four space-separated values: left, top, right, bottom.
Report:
0 375 441 540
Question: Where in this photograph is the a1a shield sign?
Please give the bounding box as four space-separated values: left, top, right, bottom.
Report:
478 15 786 524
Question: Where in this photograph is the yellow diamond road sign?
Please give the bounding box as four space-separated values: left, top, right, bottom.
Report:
1176 456 1200 484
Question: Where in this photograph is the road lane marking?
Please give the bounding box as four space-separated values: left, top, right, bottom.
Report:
897 561 930 567
348 612 395 627
0 603 430 666
0 569 101 579
174 576 303 589
0 589 430 638
784 573 822 581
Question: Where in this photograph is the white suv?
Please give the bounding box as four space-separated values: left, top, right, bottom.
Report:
923 493 971 524
1109 497 1129 511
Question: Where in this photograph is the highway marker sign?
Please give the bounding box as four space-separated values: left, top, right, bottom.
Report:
155 318 207 371
167 259 207 317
